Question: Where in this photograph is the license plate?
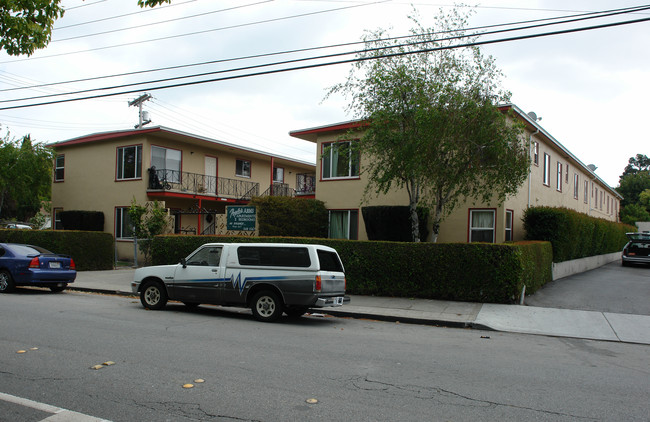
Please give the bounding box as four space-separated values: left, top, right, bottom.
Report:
333 297 344 306
49 262 61 269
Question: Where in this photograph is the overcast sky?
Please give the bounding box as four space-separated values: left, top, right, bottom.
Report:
0 0 648 187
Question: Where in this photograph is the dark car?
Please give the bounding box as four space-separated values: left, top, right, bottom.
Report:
621 232 650 266
0 243 76 293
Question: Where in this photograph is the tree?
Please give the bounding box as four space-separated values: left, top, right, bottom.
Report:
326 8 530 242
620 203 650 226
620 154 650 179
0 133 53 221
616 170 650 208
0 0 170 56
128 199 171 265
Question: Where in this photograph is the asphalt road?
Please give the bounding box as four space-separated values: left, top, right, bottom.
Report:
526 261 650 315
1 289 649 421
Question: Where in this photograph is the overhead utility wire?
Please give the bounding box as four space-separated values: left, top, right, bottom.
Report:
2 15 649 111
2 3 645 94
0 0 390 64
3 4 648 104
52 1 273 42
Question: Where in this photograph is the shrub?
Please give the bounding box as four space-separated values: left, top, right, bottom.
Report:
151 235 552 303
523 206 634 262
362 206 429 241
59 211 104 231
0 229 113 270
249 196 328 237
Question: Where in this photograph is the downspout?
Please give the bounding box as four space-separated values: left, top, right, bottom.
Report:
527 128 540 209
270 157 275 196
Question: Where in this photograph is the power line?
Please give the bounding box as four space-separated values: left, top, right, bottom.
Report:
3 4 648 103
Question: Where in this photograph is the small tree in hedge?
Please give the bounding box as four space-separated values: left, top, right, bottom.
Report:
129 199 171 265
250 196 328 238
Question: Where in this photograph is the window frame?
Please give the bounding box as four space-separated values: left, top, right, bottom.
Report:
151 145 182 183
273 166 284 183
543 153 551 186
556 162 563 192
468 208 496 243
584 180 589 204
533 142 539 166
573 173 579 199
235 159 252 178
328 209 359 240
115 207 134 240
505 209 514 242
116 144 143 181
321 140 360 180
54 154 65 182
53 208 63 230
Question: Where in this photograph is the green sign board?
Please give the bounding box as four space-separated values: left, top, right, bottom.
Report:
227 206 256 231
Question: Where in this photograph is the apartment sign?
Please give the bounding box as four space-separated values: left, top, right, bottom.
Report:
227 206 256 231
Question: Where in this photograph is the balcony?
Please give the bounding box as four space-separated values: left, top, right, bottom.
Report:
147 168 259 201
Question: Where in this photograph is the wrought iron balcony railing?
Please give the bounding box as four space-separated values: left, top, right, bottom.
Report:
148 168 259 200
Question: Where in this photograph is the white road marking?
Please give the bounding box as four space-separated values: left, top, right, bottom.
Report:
0 392 111 422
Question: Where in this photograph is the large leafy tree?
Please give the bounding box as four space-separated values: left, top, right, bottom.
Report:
0 0 170 56
327 8 530 242
0 133 53 221
620 153 650 179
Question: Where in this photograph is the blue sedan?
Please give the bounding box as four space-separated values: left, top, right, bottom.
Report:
0 243 76 293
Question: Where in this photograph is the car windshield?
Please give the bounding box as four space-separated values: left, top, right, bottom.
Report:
8 244 53 255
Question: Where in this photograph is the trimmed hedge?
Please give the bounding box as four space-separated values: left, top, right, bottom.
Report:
523 206 634 262
0 229 114 271
151 235 552 303
249 196 328 238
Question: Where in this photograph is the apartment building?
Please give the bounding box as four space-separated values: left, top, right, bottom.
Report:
290 104 621 242
49 126 315 259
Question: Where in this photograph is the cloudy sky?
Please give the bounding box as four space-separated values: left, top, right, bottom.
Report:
0 0 648 187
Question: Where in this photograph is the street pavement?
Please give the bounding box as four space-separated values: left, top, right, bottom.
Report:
70 268 650 345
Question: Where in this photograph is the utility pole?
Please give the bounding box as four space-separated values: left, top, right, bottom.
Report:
128 93 152 129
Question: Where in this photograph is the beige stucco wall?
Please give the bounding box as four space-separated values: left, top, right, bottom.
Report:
308 122 620 243
51 130 315 261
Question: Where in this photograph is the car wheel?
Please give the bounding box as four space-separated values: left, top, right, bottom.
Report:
284 306 308 318
251 290 282 322
140 280 168 310
0 270 15 293
49 284 67 293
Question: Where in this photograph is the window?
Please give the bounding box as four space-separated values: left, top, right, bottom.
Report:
556 162 562 192
317 250 344 272
151 146 181 183
595 188 598 208
565 164 569 183
322 141 360 179
573 173 579 199
54 155 65 181
273 167 284 183
584 180 588 204
53 208 63 230
469 209 495 243
543 153 550 186
117 145 142 180
328 210 358 240
237 246 311 267
607 196 610 214
296 173 315 194
505 210 513 242
236 159 251 178
115 207 134 239
187 246 223 267
533 142 539 166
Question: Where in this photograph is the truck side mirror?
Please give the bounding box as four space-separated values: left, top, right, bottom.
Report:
180 258 187 268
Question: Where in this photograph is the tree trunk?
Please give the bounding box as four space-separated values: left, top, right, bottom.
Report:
410 198 420 242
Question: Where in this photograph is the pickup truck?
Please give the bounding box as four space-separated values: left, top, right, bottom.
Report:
132 243 349 322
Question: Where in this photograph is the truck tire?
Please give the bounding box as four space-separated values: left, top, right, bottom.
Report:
251 290 282 322
140 280 168 310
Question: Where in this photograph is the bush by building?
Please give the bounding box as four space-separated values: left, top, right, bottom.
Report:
249 196 328 238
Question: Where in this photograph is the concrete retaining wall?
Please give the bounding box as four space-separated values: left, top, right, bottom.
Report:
552 252 620 281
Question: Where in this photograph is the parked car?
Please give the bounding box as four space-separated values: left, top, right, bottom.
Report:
5 223 32 229
621 232 650 266
132 243 349 322
0 243 77 293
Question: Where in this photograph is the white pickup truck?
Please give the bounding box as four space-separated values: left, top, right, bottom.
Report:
132 243 349 322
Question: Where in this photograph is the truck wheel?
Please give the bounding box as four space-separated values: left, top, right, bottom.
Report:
0 270 15 293
285 306 308 318
251 290 282 322
140 280 168 310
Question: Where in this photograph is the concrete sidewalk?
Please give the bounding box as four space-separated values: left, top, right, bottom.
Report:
71 269 650 345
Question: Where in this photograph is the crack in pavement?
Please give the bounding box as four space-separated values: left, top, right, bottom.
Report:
134 400 263 421
348 376 596 420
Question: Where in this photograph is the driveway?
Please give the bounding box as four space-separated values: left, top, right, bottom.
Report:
526 261 650 316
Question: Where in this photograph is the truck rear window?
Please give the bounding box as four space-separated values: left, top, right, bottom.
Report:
317 250 343 272
237 246 311 267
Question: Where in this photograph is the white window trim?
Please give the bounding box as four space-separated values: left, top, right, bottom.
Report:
556 162 562 192
117 145 142 180
469 209 495 243
543 153 551 186
235 159 251 178
322 141 359 180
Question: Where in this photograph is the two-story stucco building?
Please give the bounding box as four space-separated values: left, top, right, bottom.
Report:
49 126 316 260
289 104 622 242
